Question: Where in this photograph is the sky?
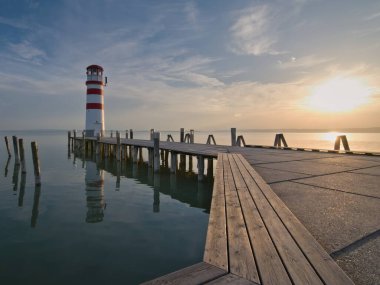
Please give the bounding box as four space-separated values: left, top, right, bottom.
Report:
0 0 380 131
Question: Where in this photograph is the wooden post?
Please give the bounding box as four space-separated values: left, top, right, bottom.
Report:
96 134 100 155
12 136 20 164
31 141 41 186
18 138 26 173
148 148 154 167
153 132 160 172
150 129 154 140
207 158 213 177
189 155 193 172
130 129 134 139
67 131 71 148
125 130 129 139
334 135 350 151
180 128 184 143
73 130 77 149
179 154 186 172
4 157 10 177
116 131 121 161
231 128 237 146
190 129 194 143
82 131 86 154
132 146 138 163
4 136 11 157
197 155 204 181
170 152 177 173
110 130 113 138
274 133 288 147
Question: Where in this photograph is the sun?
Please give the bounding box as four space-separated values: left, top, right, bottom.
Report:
305 76 372 112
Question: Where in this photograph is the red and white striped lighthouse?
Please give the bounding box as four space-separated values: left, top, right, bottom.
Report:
85 65 106 137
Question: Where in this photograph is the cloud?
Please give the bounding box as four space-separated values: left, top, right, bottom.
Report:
0 16 29 29
278 55 333 69
184 1 199 26
8 40 47 64
230 5 280 56
364 12 380 21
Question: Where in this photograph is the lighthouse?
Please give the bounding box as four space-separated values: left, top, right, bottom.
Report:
85 65 106 137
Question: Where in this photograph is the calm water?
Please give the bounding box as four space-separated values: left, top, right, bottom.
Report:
0 130 212 285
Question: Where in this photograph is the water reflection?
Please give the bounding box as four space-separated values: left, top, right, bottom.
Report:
31 185 41 228
85 159 105 223
72 151 213 222
12 162 20 192
4 157 10 177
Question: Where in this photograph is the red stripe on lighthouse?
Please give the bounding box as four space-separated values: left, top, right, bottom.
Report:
86 80 103 85
87 88 103 95
86 103 103 109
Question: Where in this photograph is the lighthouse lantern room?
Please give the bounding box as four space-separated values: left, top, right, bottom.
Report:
85 65 106 137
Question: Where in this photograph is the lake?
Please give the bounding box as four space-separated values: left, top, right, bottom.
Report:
0 130 213 285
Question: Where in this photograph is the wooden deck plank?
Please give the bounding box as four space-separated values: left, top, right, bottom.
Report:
227 154 292 285
222 154 260 284
140 262 227 285
205 273 260 285
204 154 228 271
237 154 355 285
232 154 323 285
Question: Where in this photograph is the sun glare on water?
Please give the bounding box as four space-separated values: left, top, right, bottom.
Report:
306 77 372 112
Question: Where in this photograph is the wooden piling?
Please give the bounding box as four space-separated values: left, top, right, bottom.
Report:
130 129 134 139
18 138 26 173
4 136 11 157
148 148 154 167
67 131 71 148
150 129 154 140
153 132 160 172
231 128 237 146
170 152 177 173
73 130 77 149
125 130 129 139
12 136 20 164
197 155 204 181
190 129 194 143
31 141 41 186
82 131 86 154
334 135 350 151
96 134 100 155
116 131 121 161
189 155 193 172
132 146 138 163
207 158 213 177
180 128 184 143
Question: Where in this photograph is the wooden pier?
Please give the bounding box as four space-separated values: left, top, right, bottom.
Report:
69 133 380 285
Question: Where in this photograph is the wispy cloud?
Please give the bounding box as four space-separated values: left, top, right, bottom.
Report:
364 11 380 21
229 5 281 56
8 40 47 64
0 16 29 29
184 1 199 26
277 55 333 69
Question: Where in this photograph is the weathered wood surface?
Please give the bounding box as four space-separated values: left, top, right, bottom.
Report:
202 153 354 285
203 154 228 270
237 155 355 285
141 262 227 285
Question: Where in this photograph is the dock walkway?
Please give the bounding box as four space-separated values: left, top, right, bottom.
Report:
144 153 355 285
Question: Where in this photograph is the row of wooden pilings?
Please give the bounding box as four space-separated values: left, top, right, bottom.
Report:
67 129 213 181
3 136 41 185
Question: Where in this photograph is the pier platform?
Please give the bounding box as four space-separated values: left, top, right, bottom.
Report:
70 135 380 285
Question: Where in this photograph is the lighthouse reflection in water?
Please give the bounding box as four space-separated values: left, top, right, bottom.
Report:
85 160 105 223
